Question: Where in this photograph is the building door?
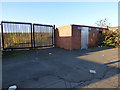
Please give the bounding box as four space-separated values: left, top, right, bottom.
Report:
98 31 103 45
81 27 89 49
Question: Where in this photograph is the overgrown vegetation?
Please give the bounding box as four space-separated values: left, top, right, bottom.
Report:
3 33 52 48
103 31 120 48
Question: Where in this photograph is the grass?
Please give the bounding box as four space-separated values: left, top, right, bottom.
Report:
2 50 30 58
3 32 53 49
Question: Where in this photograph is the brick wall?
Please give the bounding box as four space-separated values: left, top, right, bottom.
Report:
72 25 81 49
88 28 99 48
55 25 72 50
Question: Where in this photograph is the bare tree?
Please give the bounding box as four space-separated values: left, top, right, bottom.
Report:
95 18 111 28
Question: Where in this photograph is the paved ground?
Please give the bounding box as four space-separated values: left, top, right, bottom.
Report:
2 47 120 88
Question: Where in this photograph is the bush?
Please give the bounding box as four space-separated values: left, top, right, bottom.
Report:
103 30 120 48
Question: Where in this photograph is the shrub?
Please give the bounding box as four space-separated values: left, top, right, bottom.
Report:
103 30 120 48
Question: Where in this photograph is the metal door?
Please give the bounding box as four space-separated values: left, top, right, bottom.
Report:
81 27 89 49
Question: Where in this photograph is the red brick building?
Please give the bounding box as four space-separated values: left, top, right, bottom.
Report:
55 24 108 50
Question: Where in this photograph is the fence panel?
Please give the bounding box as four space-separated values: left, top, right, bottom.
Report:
1 21 32 49
33 24 54 48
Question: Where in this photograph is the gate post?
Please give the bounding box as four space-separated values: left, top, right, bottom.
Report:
1 22 4 50
53 25 56 47
33 24 35 48
31 23 33 48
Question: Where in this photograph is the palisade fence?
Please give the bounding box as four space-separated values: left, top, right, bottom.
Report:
1 21 55 50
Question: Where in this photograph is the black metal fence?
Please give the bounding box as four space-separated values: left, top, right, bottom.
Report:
1 21 55 50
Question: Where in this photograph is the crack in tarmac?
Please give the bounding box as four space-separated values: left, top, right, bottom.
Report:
7 66 118 88
72 67 118 88
47 67 118 88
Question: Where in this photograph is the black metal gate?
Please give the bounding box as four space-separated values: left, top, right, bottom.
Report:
1 21 33 50
1 21 55 50
33 24 55 48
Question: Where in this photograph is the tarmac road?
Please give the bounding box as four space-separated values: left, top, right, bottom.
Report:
2 47 119 88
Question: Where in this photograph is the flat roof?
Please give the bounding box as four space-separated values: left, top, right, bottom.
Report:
70 24 108 29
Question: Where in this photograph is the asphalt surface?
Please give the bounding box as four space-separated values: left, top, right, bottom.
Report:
2 47 119 88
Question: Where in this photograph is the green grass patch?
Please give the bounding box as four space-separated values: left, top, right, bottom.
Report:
2 50 30 58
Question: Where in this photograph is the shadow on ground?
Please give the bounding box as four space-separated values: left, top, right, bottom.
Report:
2 47 120 88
